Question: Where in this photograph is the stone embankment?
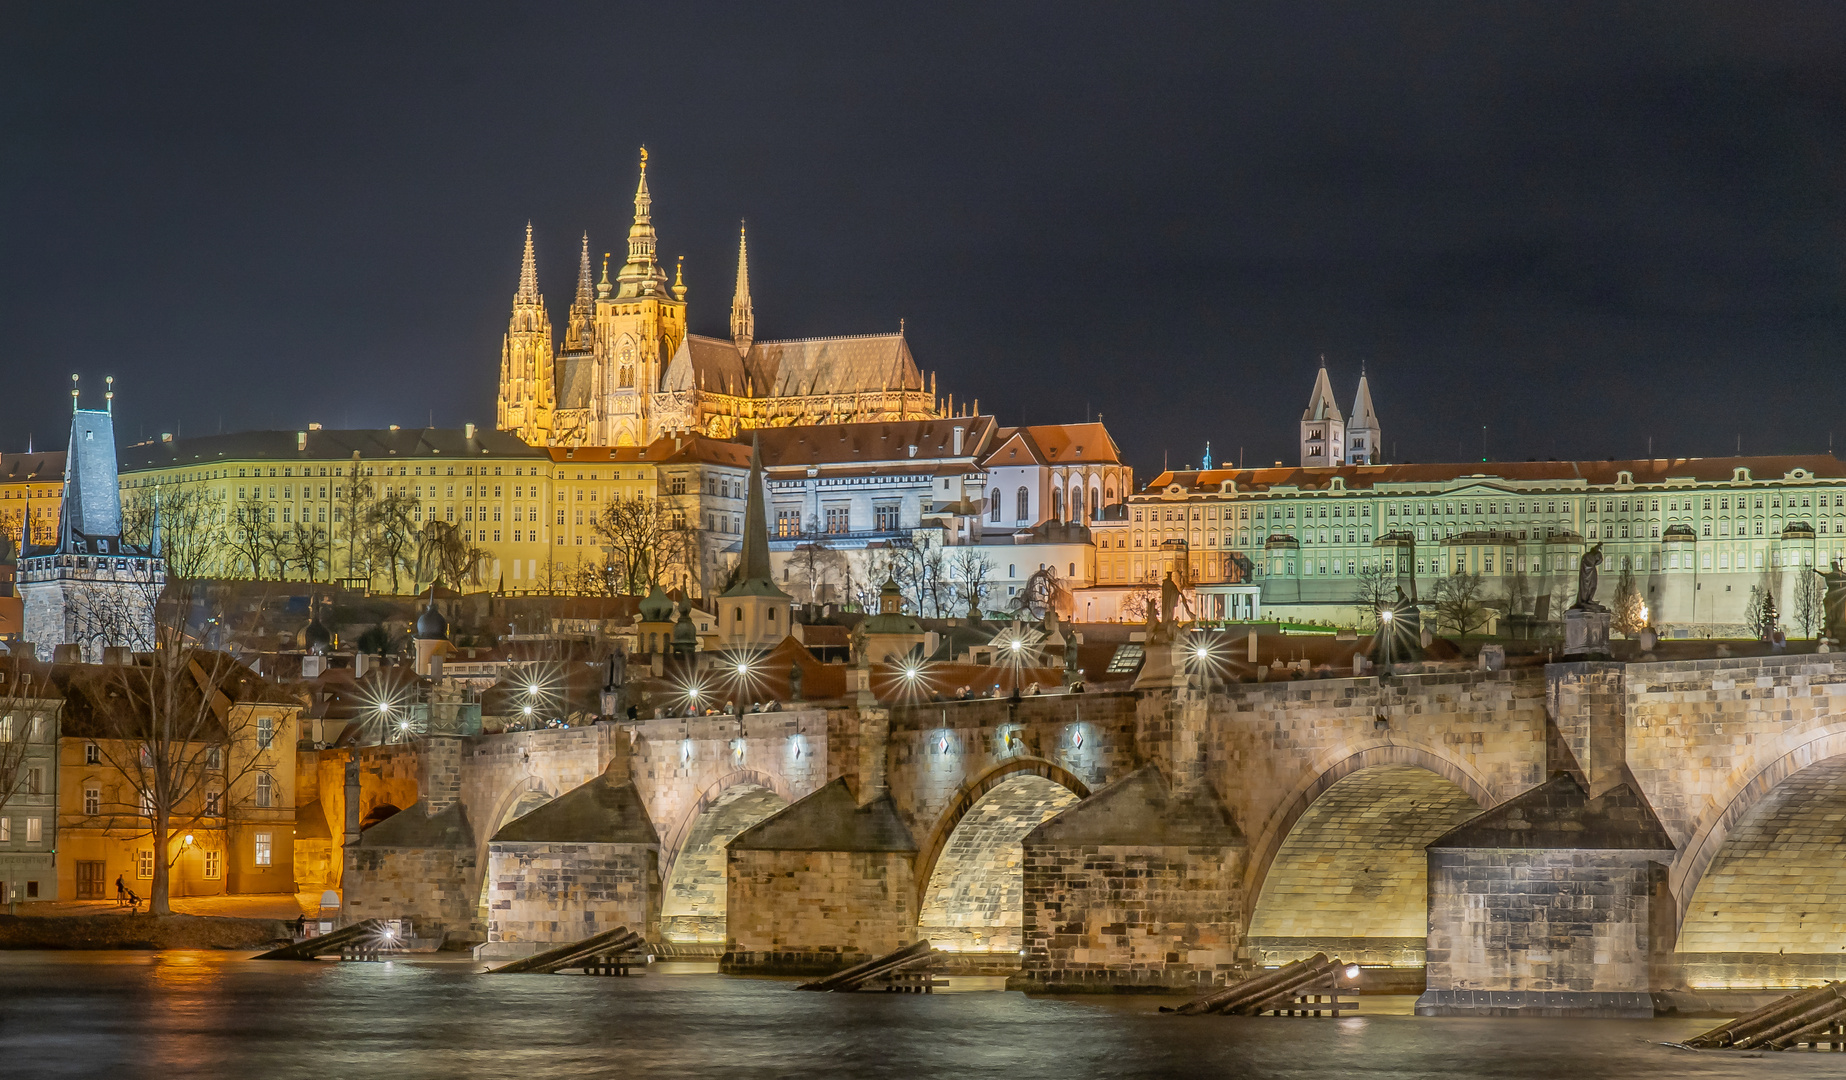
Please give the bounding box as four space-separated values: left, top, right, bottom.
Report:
0 913 291 950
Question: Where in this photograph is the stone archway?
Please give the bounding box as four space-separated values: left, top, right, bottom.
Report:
1675 754 1846 988
1245 763 1483 967
914 760 1088 953
474 779 557 922
659 778 789 944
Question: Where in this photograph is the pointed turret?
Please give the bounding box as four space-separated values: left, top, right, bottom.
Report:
1299 360 1347 468
497 224 555 444
731 222 755 357
717 434 792 649
728 434 780 592
1347 368 1381 465
565 232 594 352
616 147 669 298
517 221 539 302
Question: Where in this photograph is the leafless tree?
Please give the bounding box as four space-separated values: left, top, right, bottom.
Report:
0 662 53 825
121 485 227 582
285 521 332 583
1431 571 1494 637
1501 565 1535 618
949 548 994 617
335 459 376 586
788 540 851 606
591 495 697 595
418 520 489 590
1013 566 1071 621
366 491 421 594
228 496 285 580
1794 562 1824 639
1350 562 1394 630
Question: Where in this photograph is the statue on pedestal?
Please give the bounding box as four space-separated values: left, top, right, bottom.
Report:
1818 559 1846 645
1570 543 1607 613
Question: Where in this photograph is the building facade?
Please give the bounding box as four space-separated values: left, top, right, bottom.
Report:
0 669 61 903
496 152 945 448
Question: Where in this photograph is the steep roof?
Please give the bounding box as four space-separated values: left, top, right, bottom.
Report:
357 798 475 849
751 416 996 469
663 335 753 396
1350 373 1379 431
0 452 65 483
721 435 786 599
1303 365 1343 423
730 776 917 852
745 332 923 397
118 427 546 472
1027 767 1242 847
490 771 659 845
1140 454 1846 496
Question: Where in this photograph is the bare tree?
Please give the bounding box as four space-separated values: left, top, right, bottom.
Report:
366 491 421 594
122 485 227 581
591 495 697 595
1501 565 1535 619
949 548 994 616
0 662 54 827
1350 562 1394 630
228 496 285 580
789 540 851 606
1431 572 1493 637
1793 563 1824 639
1013 566 1071 621
418 520 489 590
336 459 376 586
285 521 332 583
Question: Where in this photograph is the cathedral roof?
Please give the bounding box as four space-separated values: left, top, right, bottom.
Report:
983 423 1123 469
744 332 923 398
556 352 595 412
750 416 997 469
664 335 752 396
1141 453 1846 496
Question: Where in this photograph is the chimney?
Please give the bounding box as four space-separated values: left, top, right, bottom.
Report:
464 422 476 440
296 431 306 451
952 426 964 455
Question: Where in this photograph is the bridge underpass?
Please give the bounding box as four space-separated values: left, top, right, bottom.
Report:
661 784 789 944
1676 755 1846 989
916 772 1081 954
1246 763 1484 969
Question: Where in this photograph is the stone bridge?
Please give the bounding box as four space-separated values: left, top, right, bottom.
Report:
333 651 1846 1015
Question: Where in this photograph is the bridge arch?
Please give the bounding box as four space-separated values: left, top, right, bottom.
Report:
1244 744 1493 968
1674 734 1846 986
914 758 1090 952
658 770 794 944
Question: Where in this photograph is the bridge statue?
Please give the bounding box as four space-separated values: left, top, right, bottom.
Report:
1820 559 1846 643
1570 543 1607 613
1160 572 1180 628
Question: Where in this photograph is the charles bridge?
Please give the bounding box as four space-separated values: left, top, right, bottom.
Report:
325 650 1846 1016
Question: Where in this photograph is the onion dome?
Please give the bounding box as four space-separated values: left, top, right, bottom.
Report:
304 612 332 654
416 596 449 641
639 583 675 622
671 598 698 646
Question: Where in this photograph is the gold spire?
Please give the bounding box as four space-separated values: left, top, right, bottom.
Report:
730 221 754 357
616 148 667 297
673 255 687 301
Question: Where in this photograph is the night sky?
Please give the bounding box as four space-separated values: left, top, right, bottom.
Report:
3 3 1842 476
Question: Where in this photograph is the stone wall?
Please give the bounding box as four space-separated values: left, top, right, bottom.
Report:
723 849 916 973
1421 849 1665 1017
482 842 659 958
916 774 1080 951
1017 842 1244 991
343 844 476 938
660 784 787 943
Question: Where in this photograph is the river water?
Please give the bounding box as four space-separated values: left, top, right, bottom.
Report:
0 952 1838 1079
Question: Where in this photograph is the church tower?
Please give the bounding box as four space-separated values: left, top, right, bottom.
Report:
495 223 555 445
1299 361 1346 468
730 223 754 357
593 148 688 446
1347 369 1381 465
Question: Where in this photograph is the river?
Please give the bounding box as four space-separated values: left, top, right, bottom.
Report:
0 952 1837 1079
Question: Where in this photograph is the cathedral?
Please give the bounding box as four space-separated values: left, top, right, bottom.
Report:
497 151 943 447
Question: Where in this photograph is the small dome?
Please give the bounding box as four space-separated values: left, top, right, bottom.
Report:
671 605 699 645
415 597 449 641
639 584 675 622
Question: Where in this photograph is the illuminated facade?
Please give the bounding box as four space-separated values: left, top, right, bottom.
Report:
498 151 943 449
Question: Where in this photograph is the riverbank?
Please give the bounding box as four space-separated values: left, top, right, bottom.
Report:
0 912 290 950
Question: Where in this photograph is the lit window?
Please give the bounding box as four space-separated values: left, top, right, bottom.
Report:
204 851 220 880
254 832 272 867
83 787 99 815
137 849 154 879
257 717 274 750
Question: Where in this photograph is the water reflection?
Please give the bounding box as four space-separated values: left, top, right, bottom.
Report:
0 952 1835 1080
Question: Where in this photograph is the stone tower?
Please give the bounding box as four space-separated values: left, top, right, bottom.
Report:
716 434 792 650
1347 369 1381 465
730 223 754 357
495 223 556 445
18 377 164 661
593 148 688 446
1299 361 1346 468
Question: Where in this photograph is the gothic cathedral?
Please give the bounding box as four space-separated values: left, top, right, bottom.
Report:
497 150 944 447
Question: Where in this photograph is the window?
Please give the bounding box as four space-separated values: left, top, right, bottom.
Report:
776 508 800 537
84 787 99 815
137 849 154 879
254 832 273 867
257 716 274 750
205 789 222 816
874 504 900 531
206 746 221 770
256 772 273 808
24 818 39 843
0 818 8 842
825 506 849 534
140 790 154 816
26 768 40 795
1016 487 1029 522
989 489 1001 522
204 851 220 880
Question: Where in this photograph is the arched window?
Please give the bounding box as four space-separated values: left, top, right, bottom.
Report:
1051 488 1063 523
989 489 1001 522
1090 487 1100 519
1016 487 1029 523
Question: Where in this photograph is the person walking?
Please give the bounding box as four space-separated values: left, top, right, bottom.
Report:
114 875 126 907
294 914 307 939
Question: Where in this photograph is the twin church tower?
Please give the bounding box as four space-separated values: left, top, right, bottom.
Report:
496 149 942 447
1298 361 1383 468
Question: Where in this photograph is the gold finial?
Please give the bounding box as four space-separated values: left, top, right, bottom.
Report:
639 145 648 170
675 256 683 287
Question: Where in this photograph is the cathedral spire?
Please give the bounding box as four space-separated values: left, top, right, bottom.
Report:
565 232 595 353
731 222 755 357
517 221 539 303
616 147 667 297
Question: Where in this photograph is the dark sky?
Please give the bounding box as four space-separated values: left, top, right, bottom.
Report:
3 4 1843 476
